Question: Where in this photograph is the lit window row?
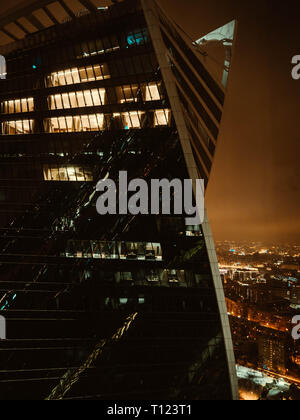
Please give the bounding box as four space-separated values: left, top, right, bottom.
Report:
1 110 171 135
1 84 161 116
48 88 106 110
1 83 162 114
43 165 93 182
47 82 162 111
45 110 171 133
45 114 105 133
46 64 110 87
65 240 162 261
2 120 33 135
1 98 34 114
1 84 163 117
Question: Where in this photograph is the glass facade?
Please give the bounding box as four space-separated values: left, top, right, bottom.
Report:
0 0 237 401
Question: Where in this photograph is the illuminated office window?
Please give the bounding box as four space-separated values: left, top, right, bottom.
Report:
46 114 105 133
116 83 162 103
144 82 161 101
46 116 73 133
154 109 171 126
46 64 110 87
43 165 93 181
1 98 34 114
2 119 34 135
81 114 105 131
116 85 139 103
48 89 106 110
114 111 145 129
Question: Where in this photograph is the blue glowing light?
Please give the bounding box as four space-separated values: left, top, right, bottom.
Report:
127 29 149 46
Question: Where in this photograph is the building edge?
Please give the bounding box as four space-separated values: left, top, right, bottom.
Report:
141 0 239 400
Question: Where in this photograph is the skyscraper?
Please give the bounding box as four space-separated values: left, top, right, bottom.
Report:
0 0 238 400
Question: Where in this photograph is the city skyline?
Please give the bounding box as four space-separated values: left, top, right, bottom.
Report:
217 239 300 399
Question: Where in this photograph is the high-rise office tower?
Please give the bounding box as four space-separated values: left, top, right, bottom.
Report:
0 0 238 400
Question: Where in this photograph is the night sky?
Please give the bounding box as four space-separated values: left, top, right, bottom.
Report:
161 0 300 244
1 0 300 244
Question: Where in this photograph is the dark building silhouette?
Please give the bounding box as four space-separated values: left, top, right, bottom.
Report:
0 0 238 400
